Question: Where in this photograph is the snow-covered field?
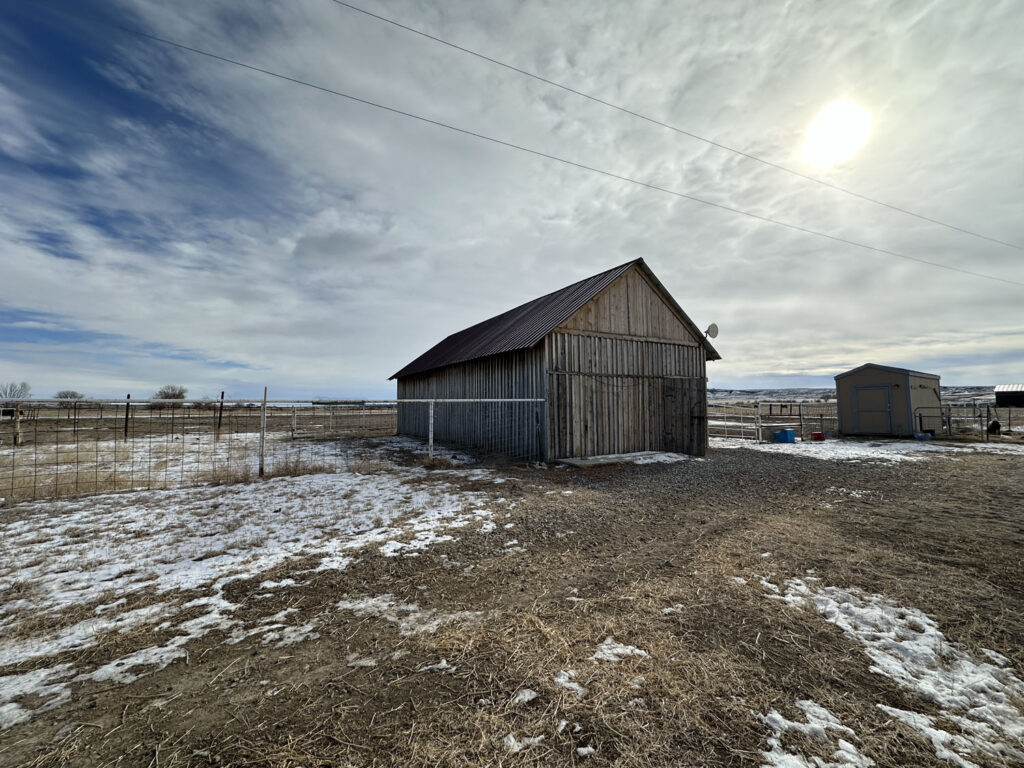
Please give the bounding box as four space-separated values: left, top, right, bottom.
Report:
711 436 1024 463
0 439 504 730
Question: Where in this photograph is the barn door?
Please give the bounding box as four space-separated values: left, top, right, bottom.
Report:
663 377 707 456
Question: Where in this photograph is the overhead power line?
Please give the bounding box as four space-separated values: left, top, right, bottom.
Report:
329 0 1024 253
50 6 1024 288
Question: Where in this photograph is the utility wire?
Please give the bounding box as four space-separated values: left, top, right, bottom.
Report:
49 5 1024 288
329 0 1023 252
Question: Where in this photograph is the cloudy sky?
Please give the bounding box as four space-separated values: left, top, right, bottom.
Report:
1 0 1022 399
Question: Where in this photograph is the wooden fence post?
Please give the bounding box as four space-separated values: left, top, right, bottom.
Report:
13 404 22 446
259 387 267 478
123 394 131 440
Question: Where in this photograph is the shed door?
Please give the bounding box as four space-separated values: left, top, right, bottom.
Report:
853 385 892 434
663 377 707 455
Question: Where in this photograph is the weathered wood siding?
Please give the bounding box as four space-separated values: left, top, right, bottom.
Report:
546 332 707 458
556 267 699 343
546 267 709 459
396 348 545 459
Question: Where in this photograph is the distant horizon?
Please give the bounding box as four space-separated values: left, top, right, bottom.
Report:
3 381 1003 403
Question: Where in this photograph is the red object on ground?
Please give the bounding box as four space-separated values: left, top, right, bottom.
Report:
810 432 826 441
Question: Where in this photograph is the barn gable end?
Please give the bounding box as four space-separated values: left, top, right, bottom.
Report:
556 264 705 347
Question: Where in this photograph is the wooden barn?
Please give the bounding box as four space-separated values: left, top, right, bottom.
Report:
390 259 721 461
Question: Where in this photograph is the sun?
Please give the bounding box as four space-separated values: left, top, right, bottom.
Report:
801 101 871 166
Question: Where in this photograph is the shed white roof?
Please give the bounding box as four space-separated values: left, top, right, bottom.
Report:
995 384 1024 393
834 363 940 380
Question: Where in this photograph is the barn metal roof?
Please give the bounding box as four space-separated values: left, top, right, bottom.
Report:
834 363 941 380
995 384 1024 393
391 258 721 379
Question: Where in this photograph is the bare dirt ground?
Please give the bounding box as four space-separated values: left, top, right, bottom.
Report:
2 439 1022 767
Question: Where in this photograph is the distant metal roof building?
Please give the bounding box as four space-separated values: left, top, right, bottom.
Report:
391 258 720 379
995 384 1024 407
835 363 940 380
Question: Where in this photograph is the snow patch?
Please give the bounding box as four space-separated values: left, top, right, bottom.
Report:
336 594 482 635
759 700 873 768
770 579 1024 766
0 665 74 730
503 732 544 753
511 688 539 706
711 436 1024 463
553 670 587 697
591 636 649 663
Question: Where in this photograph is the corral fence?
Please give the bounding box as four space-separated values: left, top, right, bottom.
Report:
0 396 547 504
708 401 838 442
913 404 1024 439
708 404 762 442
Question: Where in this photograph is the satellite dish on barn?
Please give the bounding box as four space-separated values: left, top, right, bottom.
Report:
705 323 719 339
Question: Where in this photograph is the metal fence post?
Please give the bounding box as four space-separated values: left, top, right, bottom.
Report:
123 394 131 441
428 400 434 459
216 391 225 442
259 387 267 478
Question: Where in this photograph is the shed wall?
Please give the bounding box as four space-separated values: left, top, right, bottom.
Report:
907 374 942 431
837 368 940 437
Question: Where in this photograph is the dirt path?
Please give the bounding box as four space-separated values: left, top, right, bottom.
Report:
2 443 1022 767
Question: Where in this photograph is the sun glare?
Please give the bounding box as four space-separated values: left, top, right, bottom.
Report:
801 101 871 166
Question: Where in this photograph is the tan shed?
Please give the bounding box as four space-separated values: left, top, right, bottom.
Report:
835 364 941 437
390 259 720 461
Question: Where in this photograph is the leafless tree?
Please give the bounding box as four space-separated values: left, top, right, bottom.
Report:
55 390 85 407
154 385 187 400
0 380 29 405
154 384 187 410
0 381 31 400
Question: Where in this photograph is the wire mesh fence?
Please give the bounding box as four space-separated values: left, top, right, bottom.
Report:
0 397 548 504
0 399 396 503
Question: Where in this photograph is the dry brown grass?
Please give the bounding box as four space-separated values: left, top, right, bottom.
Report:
3 450 1021 768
